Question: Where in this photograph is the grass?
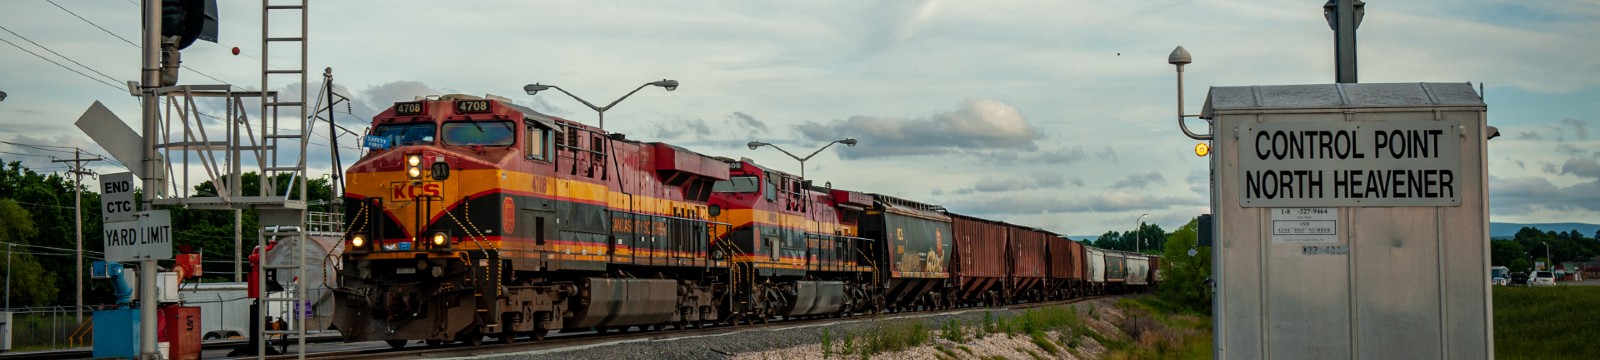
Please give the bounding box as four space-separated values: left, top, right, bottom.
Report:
813 296 1215 359
1495 286 1600 360
822 319 931 359
821 328 832 359
1101 297 1213 359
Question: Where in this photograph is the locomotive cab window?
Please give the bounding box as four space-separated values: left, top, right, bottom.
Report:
765 175 777 202
712 176 760 193
372 122 436 146
524 123 555 161
442 121 515 146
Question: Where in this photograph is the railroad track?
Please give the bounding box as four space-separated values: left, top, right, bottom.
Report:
271 294 1123 360
0 295 1124 360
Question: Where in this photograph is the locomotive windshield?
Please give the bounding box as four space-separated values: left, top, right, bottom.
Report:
442 121 516 146
372 123 436 145
713 176 760 193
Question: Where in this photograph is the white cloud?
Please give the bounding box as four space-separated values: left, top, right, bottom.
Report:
1 0 1597 234
794 98 1042 158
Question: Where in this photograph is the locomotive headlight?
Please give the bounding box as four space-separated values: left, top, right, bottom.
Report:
350 234 366 248
406 154 423 179
431 232 448 246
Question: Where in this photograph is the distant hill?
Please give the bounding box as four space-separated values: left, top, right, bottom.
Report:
1073 223 1596 241
1490 222 1600 239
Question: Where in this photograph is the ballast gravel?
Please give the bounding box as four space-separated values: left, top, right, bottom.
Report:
469 297 1124 360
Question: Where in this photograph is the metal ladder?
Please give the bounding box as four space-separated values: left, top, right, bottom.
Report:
258 0 309 358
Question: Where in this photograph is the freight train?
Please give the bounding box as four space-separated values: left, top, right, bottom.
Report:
330 95 1159 347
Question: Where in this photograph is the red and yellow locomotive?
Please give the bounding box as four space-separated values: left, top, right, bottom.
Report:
330 93 1161 348
332 95 730 346
706 160 877 323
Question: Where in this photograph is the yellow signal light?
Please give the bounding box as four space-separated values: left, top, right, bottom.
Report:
1195 143 1211 157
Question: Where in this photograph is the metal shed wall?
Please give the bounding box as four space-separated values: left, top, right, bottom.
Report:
1205 83 1491 360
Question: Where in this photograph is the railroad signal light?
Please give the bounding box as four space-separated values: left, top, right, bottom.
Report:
1195 143 1211 157
161 0 219 50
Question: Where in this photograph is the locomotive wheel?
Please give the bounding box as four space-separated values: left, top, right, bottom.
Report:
464 331 484 346
500 332 517 344
385 339 408 349
532 327 548 341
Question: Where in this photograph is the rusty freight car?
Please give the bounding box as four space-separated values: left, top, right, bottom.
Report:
1047 236 1086 299
945 214 1008 307
1007 225 1050 302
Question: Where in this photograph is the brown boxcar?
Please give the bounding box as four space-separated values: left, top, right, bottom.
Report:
1046 236 1086 298
1007 225 1049 301
1148 255 1163 286
947 214 1009 306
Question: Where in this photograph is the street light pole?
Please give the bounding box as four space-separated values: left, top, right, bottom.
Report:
747 138 858 181
523 80 679 131
1136 214 1149 253
1543 241 1552 272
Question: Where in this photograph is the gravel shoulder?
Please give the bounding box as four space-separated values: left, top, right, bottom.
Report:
471 296 1131 360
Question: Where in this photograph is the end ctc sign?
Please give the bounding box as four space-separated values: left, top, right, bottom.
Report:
100 172 137 222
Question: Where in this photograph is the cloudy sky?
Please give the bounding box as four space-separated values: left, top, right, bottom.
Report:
1 1 1597 237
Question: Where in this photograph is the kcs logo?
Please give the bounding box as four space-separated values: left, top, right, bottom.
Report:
391 182 442 200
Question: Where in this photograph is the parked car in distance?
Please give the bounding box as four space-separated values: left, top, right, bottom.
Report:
1530 271 1556 286
1509 272 1529 286
1492 276 1508 286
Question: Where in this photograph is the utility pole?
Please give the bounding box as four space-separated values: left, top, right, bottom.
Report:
1324 0 1365 83
51 149 102 326
235 209 242 281
139 0 165 358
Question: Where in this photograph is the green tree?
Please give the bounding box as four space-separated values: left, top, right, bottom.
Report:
1510 258 1530 273
1490 240 1525 267
1158 217 1211 313
0 160 104 306
1133 222 1166 254
0 199 60 307
168 172 337 281
1094 231 1122 250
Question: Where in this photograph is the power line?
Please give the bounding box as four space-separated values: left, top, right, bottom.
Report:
0 35 123 91
46 0 233 85
9 200 73 211
0 151 54 158
0 140 82 153
44 0 137 47
0 24 124 85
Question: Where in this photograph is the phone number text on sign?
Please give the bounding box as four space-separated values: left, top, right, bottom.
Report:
1272 208 1338 244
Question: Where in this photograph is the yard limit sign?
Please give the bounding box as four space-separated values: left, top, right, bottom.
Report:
99 172 171 261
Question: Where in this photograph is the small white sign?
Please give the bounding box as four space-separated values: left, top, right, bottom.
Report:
100 172 137 223
103 210 173 262
1272 208 1338 244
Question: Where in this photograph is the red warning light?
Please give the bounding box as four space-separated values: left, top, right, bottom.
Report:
231 47 241 55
